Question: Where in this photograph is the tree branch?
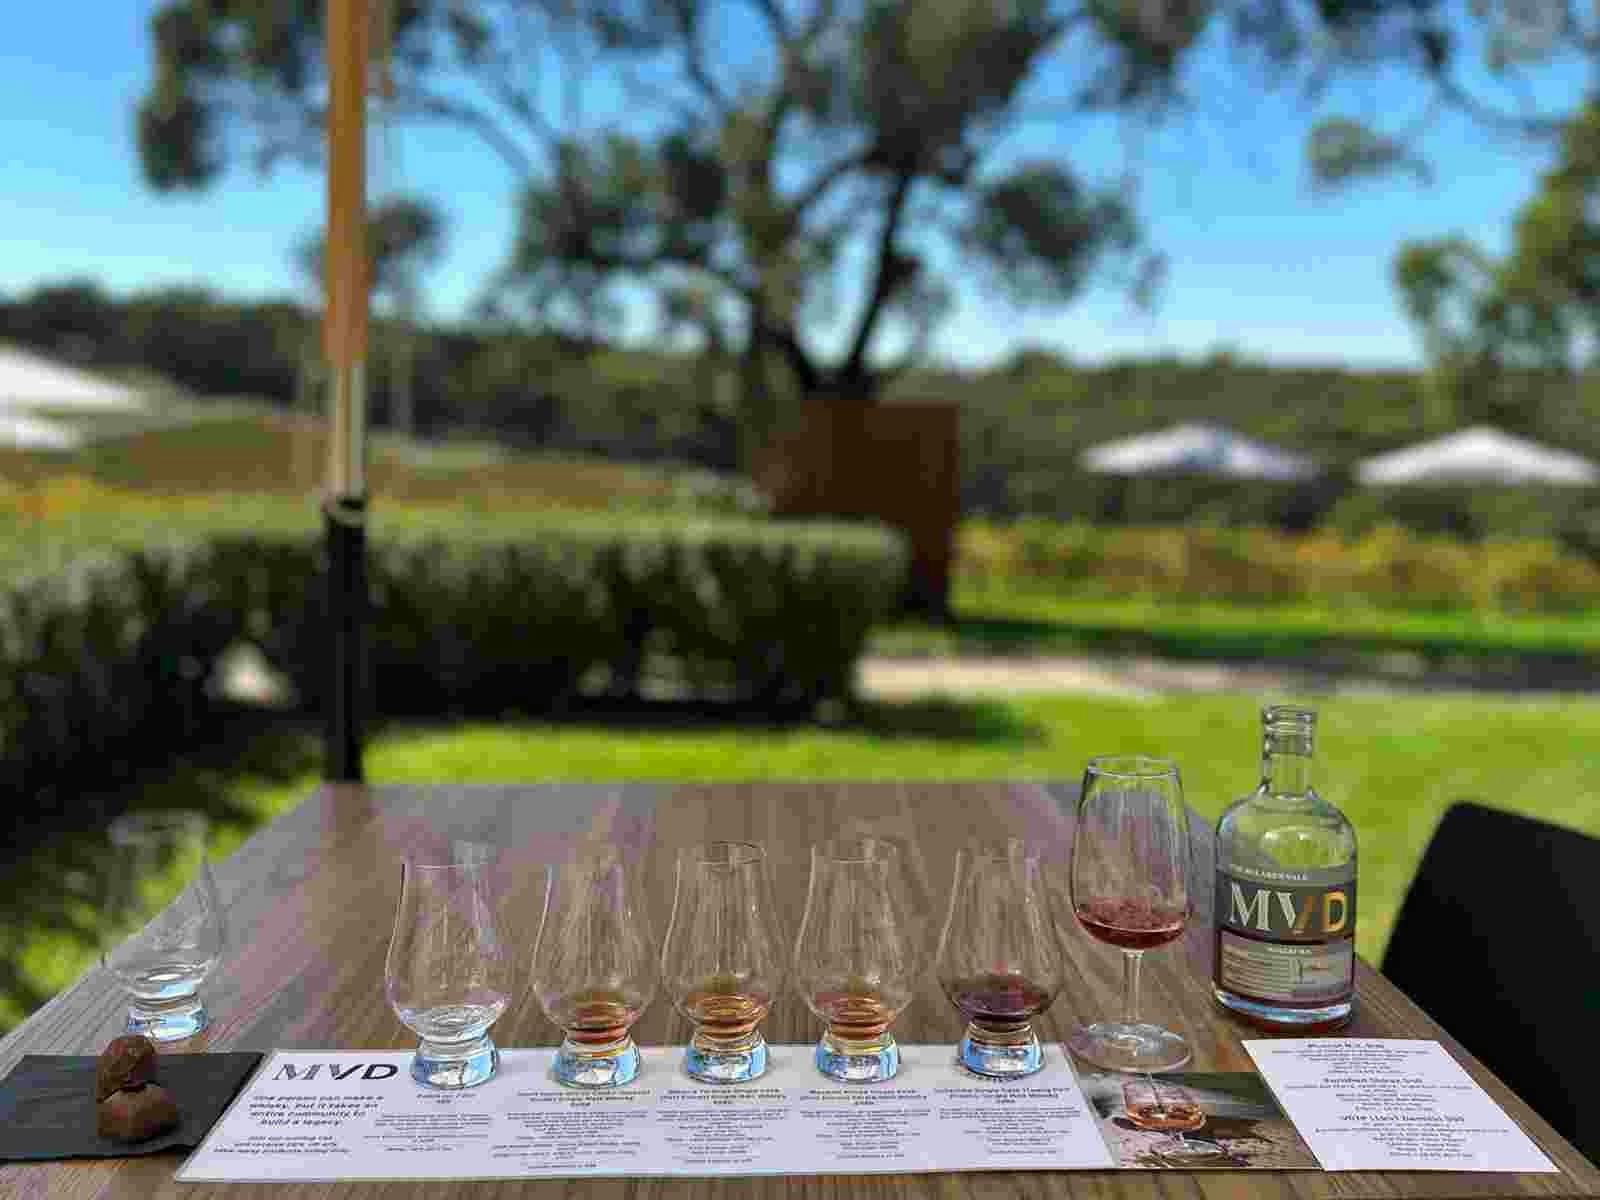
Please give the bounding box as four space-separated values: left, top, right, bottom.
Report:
802 0 838 46
397 89 538 177
840 172 914 384
788 149 872 219
1432 71 1570 140
470 42 564 150
672 4 732 114
743 0 792 43
753 312 820 393
618 67 707 129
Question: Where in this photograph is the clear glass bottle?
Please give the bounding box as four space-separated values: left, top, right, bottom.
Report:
1213 705 1357 1031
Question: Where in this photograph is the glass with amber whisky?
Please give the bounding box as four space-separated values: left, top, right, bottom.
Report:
793 838 919 1083
530 848 657 1087
661 841 785 1083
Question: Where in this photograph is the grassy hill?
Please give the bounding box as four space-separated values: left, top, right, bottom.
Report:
0 411 731 585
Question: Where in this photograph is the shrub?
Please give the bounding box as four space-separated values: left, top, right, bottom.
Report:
958 521 1600 614
0 515 907 815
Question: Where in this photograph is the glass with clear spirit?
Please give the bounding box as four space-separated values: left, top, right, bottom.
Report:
793 837 919 1083
101 811 226 1043
661 841 785 1083
530 849 657 1087
935 840 1062 1078
1067 756 1193 1072
385 851 511 1088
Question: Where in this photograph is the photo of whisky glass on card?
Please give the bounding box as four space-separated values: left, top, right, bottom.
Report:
1122 1074 1228 1163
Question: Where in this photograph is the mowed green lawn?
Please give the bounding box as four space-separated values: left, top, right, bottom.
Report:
7 688 1597 1034
874 583 1600 661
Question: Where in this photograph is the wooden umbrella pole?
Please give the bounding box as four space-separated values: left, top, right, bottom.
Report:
322 0 372 783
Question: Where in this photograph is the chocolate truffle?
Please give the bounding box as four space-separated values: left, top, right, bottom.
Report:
97 1083 180 1142
96 1035 158 1102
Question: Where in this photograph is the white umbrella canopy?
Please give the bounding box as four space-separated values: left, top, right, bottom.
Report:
1080 422 1319 481
0 408 81 451
1357 426 1600 486
0 346 146 412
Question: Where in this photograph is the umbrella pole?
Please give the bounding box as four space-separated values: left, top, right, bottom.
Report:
324 375 367 783
323 0 371 782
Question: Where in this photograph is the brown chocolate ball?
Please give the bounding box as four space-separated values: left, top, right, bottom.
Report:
96 1035 158 1102
97 1083 180 1142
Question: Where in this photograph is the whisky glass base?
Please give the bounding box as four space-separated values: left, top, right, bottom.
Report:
412 1034 498 1089
1066 1021 1190 1073
685 1033 769 1083
126 993 209 1043
553 1036 641 1088
958 1027 1044 1078
816 1032 899 1083
1212 987 1353 1031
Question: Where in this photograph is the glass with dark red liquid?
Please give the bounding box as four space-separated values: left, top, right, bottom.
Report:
1067 756 1193 1072
936 841 1062 1078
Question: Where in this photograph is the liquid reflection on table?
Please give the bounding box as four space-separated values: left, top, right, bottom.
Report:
1 781 1596 1200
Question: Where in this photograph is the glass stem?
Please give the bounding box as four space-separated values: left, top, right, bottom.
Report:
1123 950 1144 1026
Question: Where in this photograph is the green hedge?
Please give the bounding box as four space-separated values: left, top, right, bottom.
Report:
0 517 907 809
958 520 1600 614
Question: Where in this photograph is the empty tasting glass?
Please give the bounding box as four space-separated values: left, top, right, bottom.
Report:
793 837 919 1083
661 841 785 1083
384 851 512 1089
100 811 227 1043
935 840 1063 1078
1067 756 1193 1072
530 849 658 1087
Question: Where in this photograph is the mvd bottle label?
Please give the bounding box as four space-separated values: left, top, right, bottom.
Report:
1215 865 1356 1006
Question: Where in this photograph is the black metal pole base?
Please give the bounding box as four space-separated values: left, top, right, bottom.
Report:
323 495 368 783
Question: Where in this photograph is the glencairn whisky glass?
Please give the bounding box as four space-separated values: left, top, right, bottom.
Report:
661 841 785 1083
793 837 918 1083
530 849 657 1087
100 812 227 1042
1067 755 1192 1072
384 851 511 1088
935 840 1062 1078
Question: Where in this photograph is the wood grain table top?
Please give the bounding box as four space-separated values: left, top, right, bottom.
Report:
2 781 1594 1199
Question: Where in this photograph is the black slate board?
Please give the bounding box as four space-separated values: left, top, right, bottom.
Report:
0 1052 262 1161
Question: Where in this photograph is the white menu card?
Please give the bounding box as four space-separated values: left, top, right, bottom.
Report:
1244 1039 1558 1173
178 1044 1114 1182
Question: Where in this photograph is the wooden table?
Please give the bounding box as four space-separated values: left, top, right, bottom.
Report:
3 782 1596 1198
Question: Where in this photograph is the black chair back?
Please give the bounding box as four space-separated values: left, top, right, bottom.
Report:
1383 801 1597 1165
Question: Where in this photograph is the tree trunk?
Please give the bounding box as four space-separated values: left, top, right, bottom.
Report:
394 327 414 439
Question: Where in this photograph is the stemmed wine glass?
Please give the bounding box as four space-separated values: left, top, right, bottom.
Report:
935 840 1062 1078
530 848 658 1087
1067 756 1192 1072
661 841 785 1083
384 849 512 1088
793 838 919 1083
100 811 227 1042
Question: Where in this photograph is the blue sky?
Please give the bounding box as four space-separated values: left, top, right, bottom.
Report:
0 1 1583 370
